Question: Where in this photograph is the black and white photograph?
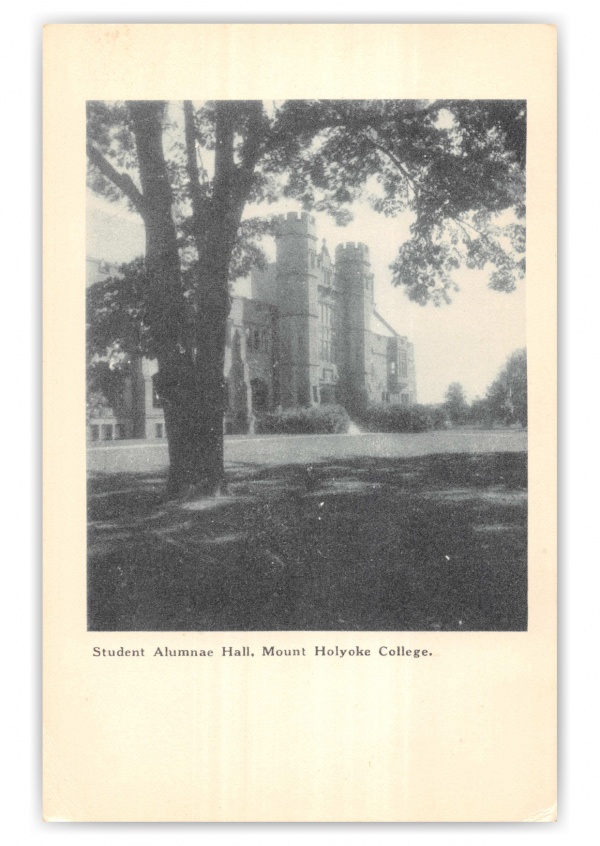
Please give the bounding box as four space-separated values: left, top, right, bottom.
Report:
86 97 528 633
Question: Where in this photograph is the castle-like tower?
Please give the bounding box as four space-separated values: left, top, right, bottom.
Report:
255 211 417 414
273 212 320 407
335 241 375 410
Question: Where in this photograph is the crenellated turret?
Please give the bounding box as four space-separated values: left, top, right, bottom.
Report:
274 212 320 407
275 210 318 236
335 241 370 258
335 242 375 410
335 242 374 300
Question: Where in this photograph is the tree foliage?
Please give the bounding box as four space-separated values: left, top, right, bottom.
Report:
444 381 469 424
86 260 148 423
485 348 527 425
263 99 526 304
87 361 128 422
86 258 149 361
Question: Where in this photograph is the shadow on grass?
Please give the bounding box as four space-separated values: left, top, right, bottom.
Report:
88 451 527 632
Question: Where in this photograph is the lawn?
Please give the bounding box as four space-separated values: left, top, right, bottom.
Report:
88 432 527 631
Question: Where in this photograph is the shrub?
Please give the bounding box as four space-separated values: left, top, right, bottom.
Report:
419 404 451 430
359 403 435 433
257 404 350 435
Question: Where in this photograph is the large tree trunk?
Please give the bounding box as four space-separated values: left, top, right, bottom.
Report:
129 102 210 497
152 354 204 496
192 103 256 495
155 343 227 498
182 100 264 497
127 100 262 498
191 249 231 497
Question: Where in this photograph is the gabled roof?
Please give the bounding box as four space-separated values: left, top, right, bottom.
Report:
371 310 400 339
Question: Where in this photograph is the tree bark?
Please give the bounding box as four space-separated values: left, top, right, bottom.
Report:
181 101 266 496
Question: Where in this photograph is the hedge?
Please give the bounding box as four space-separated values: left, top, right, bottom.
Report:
358 403 438 433
257 404 350 435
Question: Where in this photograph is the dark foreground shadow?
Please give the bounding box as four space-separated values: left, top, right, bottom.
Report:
88 452 527 631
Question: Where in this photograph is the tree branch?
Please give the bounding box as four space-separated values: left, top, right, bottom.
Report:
183 101 210 241
213 102 246 242
238 101 265 191
358 131 421 200
86 141 146 215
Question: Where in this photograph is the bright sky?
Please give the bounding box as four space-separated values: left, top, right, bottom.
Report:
87 190 526 405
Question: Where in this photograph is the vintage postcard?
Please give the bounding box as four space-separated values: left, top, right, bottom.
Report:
43 24 557 821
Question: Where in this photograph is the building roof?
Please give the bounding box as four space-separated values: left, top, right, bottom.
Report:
371 310 399 339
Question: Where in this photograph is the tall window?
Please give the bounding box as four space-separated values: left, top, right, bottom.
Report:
246 325 269 353
399 350 408 379
319 302 337 363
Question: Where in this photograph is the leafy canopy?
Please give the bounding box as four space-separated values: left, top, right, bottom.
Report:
87 98 526 309
485 348 527 425
443 381 469 423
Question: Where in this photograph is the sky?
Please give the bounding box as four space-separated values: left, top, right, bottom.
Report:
87 190 526 405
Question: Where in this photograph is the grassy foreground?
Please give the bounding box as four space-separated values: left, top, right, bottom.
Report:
88 440 527 631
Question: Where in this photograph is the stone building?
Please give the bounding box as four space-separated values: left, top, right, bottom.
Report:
87 212 417 441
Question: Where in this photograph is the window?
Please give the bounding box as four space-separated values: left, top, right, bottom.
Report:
101 424 113 441
319 302 337 363
114 423 125 440
312 386 319 403
390 361 397 375
399 350 408 379
90 425 99 441
246 326 269 353
155 423 164 438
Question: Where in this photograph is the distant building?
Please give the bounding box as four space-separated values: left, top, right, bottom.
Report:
87 212 417 441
